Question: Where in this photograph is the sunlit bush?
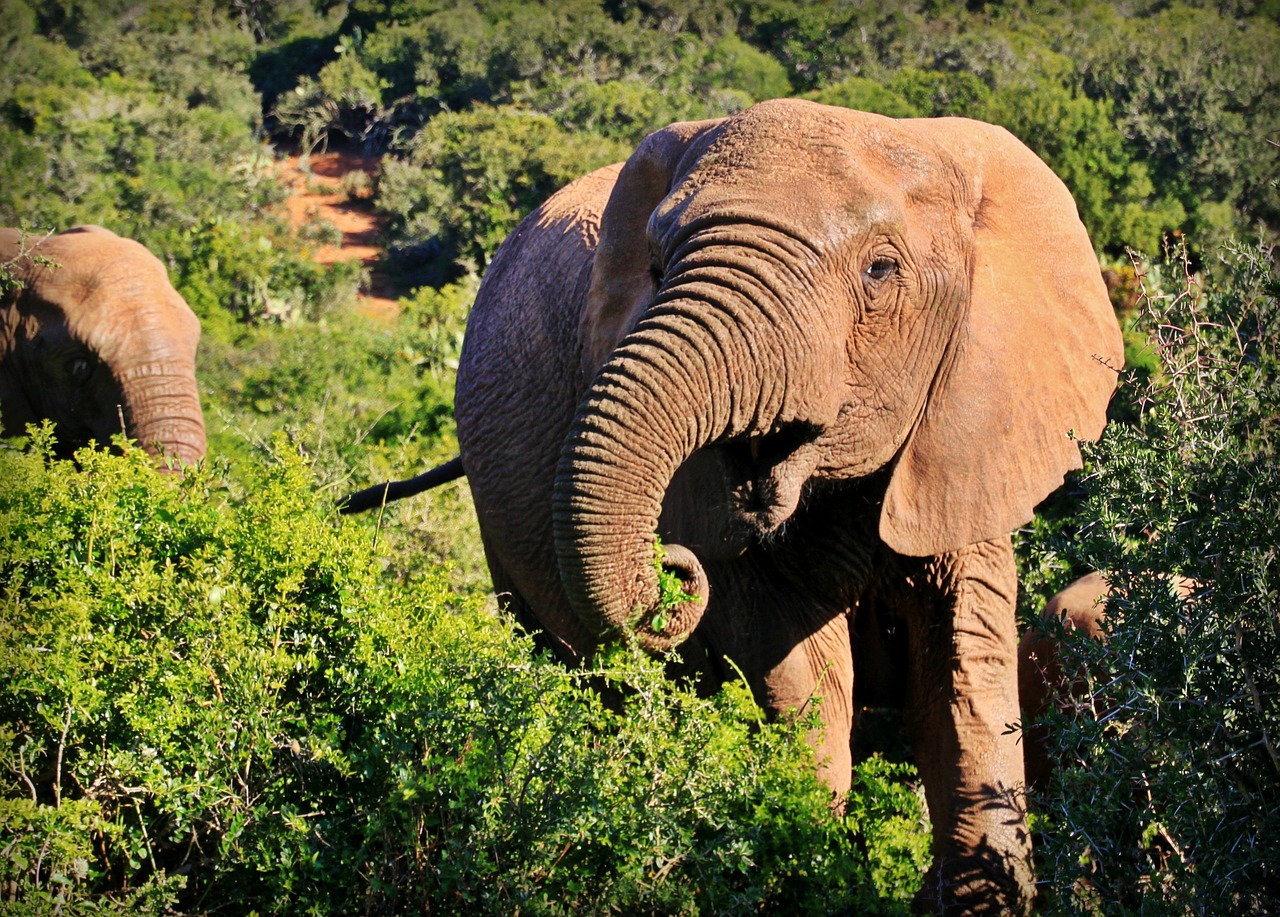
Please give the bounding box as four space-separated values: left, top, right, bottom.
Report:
0 432 929 915
374 105 629 283
1027 242 1279 914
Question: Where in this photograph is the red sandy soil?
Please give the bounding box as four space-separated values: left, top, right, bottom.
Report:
276 148 401 322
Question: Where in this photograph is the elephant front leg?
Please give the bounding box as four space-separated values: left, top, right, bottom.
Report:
759 609 856 796
701 569 857 796
898 536 1033 915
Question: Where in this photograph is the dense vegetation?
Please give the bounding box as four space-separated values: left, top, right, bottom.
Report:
1 0 1277 913
1024 241 1279 913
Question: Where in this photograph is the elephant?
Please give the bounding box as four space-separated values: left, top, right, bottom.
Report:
1018 571 1111 792
343 99 1124 912
0 225 206 467
1018 571 1198 792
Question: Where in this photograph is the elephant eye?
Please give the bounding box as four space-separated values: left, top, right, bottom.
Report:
649 259 664 287
864 258 899 282
69 354 94 384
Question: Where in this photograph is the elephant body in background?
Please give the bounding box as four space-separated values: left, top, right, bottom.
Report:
0 226 206 467
451 100 1123 913
1019 571 1198 792
1018 572 1111 792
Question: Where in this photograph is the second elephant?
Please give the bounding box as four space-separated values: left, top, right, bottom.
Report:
0 226 206 467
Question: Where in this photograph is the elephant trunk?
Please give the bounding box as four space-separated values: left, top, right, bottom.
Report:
553 299 783 652
117 358 207 469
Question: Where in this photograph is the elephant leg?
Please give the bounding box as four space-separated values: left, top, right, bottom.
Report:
763 609 855 795
895 536 1033 915
480 534 587 667
699 561 856 795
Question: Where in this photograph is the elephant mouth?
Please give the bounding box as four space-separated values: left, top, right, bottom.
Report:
719 422 823 540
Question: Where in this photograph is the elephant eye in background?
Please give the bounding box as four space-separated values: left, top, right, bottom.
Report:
863 258 899 283
68 353 95 384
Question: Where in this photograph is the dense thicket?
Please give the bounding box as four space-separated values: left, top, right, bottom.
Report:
4 0 1278 291
1025 241 1279 913
0 433 929 914
1 1 1278 913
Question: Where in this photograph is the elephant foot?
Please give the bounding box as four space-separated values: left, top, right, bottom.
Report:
912 850 1034 916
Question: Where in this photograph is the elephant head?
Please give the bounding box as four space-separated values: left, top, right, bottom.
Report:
552 100 1122 650
0 225 206 467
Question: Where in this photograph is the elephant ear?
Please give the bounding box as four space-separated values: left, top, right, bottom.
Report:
579 118 725 377
880 118 1124 558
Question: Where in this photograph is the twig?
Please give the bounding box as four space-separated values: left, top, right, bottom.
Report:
53 704 72 809
1235 621 1280 775
371 484 391 555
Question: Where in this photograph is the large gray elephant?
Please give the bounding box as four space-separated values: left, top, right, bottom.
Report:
0 226 206 467
345 99 1124 912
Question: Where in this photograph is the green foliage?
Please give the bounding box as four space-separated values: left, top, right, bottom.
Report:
650 538 698 634
805 77 921 119
271 34 392 152
375 105 630 281
6 2 1279 910
886 67 990 117
738 0 891 89
194 282 487 593
1027 242 1280 914
199 303 459 459
0 2 360 331
701 33 793 103
0 433 926 914
174 215 363 330
1069 3 1280 249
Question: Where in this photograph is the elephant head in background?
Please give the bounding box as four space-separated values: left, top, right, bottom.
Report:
434 100 1125 913
0 225 206 467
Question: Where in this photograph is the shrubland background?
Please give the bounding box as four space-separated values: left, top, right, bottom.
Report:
1 0 1277 913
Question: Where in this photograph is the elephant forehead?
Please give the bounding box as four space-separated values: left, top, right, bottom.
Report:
655 108 964 252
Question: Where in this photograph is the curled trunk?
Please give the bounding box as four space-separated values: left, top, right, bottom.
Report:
553 302 776 651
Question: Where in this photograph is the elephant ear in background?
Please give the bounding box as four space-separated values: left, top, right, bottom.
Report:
578 117 726 378
0 227 45 271
879 118 1124 558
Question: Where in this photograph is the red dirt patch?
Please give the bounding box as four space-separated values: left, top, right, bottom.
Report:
277 149 401 322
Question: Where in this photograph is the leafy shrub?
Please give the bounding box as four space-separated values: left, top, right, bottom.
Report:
0 431 928 915
0 3 361 334
173 215 363 329
885 67 989 117
272 35 393 152
738 0 874 89
1071 4 1280 249
805 77 921 119
1027 242 1279 914
374 105 630 282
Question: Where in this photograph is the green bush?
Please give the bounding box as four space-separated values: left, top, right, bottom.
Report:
1071 4 1280 249
803 77 921 119
0 2 360 333
0 431 928 914
1027 242 1279 914
271 34 392 152
173 215 363 330
374 105 630 281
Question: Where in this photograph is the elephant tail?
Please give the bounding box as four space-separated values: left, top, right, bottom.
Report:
338 456 466 514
